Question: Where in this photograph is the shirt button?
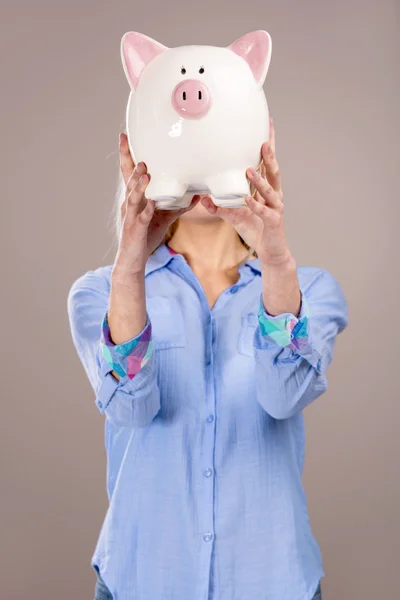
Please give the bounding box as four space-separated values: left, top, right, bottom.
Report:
206 414 214 423
203 532 213 542
203 468 213 478
230 285 239 294
97 400 103 408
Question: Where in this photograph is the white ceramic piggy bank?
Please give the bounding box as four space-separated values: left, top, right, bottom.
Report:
121 30 272 209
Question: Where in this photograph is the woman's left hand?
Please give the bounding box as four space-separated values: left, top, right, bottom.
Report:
201 117 293 266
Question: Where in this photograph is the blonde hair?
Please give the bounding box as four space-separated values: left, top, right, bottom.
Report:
112 135 257 261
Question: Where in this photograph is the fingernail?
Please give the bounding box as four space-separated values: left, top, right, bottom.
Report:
248 167 257 178
139 175 148 185
137 162 145 174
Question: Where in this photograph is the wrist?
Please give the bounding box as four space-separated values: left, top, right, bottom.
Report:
260 253 300 317
260 251 297 272
111 266 145 285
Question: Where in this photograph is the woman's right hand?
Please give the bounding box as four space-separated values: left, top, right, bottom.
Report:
108 133 199 352
113 132 200 277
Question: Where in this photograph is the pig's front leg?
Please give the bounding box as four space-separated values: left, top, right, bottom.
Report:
205 170 250 208
146 175 189 210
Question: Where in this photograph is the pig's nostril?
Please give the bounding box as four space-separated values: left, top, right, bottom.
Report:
181 91 204 101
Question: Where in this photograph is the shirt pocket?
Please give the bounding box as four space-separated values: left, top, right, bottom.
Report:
237 312 258 358
146 295 187 350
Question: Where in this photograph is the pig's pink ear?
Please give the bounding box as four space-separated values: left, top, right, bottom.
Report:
228 30 272 86
121 32 168 90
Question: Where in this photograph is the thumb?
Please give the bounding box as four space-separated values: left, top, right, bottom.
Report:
200 195 219 214
163 195 201 226
179 194 202 214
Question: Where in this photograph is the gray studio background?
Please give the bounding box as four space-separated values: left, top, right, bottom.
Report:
1 0 398 598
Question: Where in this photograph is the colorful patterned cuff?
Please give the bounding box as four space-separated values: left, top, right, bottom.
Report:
100 312 153 380
257 291 310 353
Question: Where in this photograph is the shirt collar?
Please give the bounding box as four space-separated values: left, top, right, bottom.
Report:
145 243 262 277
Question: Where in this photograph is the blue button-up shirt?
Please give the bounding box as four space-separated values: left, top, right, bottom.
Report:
67 242 348 600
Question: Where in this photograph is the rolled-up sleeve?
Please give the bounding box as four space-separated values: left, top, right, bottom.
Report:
253 268 348 419
67 270 160 428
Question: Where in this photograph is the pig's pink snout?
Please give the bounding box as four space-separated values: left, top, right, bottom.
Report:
172 80 212 119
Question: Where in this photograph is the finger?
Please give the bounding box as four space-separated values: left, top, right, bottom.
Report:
179 194 202 214
200 195 219 215
246 167 282 209
125 161 147 197
138 197 156 225
123 173 150 224
269 116 276 155
260 159 267 179
157 195 202 224
242 196 277 224
200 195 244 221
120 166 146 222
119 133 136 185
261 141 281 192
244 194 277 222
163 195 202 223
119 133 147 195
200 196 255 228
120 159 148 222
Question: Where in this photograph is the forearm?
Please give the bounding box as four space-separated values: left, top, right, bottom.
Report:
260 254 301 317
253 267 349 419
254 347 327 419
108 269 147 345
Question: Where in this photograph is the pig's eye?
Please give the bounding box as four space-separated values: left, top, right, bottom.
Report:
199 67 205 74
181 67 186 75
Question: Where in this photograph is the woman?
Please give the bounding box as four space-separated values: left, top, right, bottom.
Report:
68 118 348 600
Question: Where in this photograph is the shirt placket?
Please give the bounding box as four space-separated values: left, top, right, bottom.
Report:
167 256 255 600
198 311 217 599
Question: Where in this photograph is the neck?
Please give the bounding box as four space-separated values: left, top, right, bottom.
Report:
168 219 253 274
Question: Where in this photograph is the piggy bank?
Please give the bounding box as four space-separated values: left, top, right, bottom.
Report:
120 30 272 209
